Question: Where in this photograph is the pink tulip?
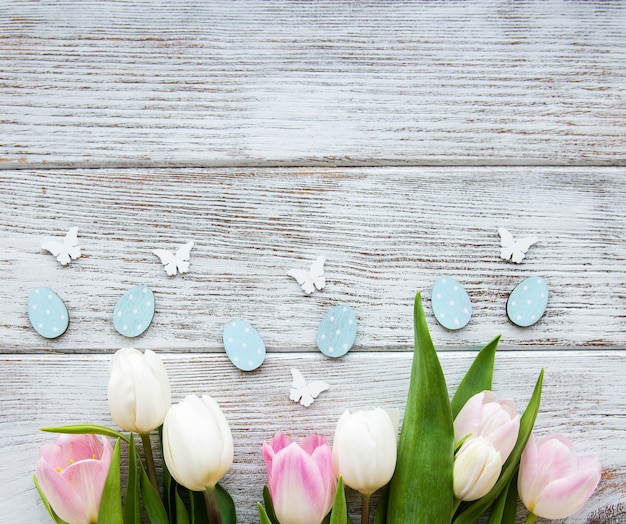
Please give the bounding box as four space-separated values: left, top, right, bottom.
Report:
263 432 336 524
454 390 520 463
518 434 601 520
35 434 113 524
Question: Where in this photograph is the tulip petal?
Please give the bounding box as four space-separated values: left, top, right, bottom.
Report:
163 395 233 491
533 463 601 519
36 458 89 524
271 443 330 524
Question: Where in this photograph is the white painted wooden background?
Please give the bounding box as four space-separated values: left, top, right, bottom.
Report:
1 1 624 523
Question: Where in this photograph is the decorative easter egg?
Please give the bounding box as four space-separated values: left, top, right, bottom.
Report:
28 287 69 339
317 304 357 358
113 285 155 338
223 318 266 371
431 276 472 330
507 276 548 327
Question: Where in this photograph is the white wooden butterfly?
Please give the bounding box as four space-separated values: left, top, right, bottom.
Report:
41 227 81 266
289 368 329 407
287 256 326 294
498 228 537 264
153 241 194 276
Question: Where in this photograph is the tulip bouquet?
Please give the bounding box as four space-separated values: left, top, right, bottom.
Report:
33 293 601 524
34 348 237 524
257 294 601 524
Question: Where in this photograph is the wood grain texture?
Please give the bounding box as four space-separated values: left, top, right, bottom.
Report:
1 0 626 168
1 167 624 353
1 0 624 521
1 351 623 523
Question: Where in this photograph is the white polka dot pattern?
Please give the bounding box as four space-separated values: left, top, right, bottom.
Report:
28 287 69 339
431 276 472 330
507 276 549 327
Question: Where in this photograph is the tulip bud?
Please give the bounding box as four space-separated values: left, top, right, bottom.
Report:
263 432 336 524
453 437 502 501
35 434 113 524
108 348 171 434
454 390 520 463
518 434 601 519
162 394 234 491
332 408 399 495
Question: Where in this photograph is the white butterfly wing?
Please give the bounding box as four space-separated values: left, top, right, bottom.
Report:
289 367 307 402
174 242 194 274
42 227 81 266
153 249 178 276
288 256 326 294
300 380 330 407
510 237 538 263
309 256 326 291
42 240 69 265
289 368 329 406
153 242 194 275
287 269 315 294
63 227 81 261
498 228 516 261
498 228 537 263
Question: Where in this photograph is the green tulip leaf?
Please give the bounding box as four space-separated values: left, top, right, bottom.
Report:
215 483 237 524
258 503 273 524
33 474 68 524
329 477 347 524
98 438 124 524
174 490 190 524
40 424 130 443
452 369 544 524
387 292 454 523
262 486 280 524
451 335 501 418
123 434 140 524
139 460 169 524
488 472 519 524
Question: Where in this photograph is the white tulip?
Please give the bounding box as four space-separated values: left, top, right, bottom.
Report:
108 348 171 434
162 394 234 491
332 408 399 495
453 437 502 501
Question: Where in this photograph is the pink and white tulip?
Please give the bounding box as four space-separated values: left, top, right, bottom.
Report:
263 432 336 524
518 434 601 520
454 390 520 463
35 434 113 524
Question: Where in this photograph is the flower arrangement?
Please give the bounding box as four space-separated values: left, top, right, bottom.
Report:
34 293 601 523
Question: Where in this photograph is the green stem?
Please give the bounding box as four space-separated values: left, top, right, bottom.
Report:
361 493 371 524
140 432 160 497
204 486 222 524
524 513 538 524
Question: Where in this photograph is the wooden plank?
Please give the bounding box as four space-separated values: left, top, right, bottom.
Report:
2 351 623 523
1 167 624 353
1 0 626 168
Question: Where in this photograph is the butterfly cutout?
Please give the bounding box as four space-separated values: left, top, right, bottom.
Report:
41 227 81 266
153 241 194 276
289 368 329 407
498 228 537 264
287 256 326 294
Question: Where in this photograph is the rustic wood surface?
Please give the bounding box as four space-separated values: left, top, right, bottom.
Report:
1 0 626 168
0 1 624 523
